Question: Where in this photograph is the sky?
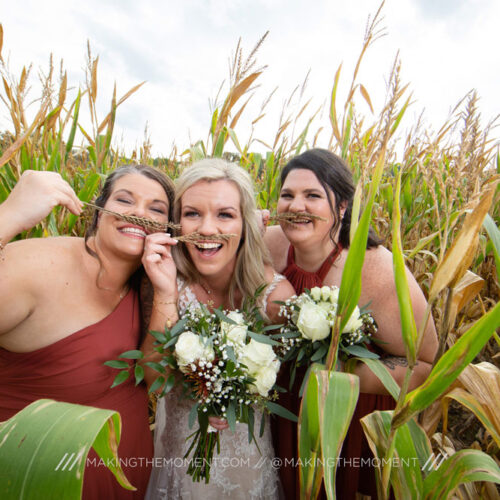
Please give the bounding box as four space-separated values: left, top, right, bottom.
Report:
1 0 499 157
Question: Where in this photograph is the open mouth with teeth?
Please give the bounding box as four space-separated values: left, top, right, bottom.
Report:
118 226 148 238
193 240 224 256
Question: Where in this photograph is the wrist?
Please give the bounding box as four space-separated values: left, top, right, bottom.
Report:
0 202 24 244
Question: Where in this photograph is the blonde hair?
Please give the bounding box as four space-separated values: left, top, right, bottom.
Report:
173 158 271 307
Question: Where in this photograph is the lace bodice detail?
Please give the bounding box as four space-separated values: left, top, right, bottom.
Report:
177 273 285 319
145 275 285 499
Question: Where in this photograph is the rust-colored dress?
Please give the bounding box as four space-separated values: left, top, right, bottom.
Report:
272 245 394 500
0 289 153 500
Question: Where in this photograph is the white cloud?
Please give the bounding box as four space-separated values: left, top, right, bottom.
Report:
1 0 498 157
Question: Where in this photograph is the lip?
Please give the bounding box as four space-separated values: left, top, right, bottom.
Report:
117 224 149 239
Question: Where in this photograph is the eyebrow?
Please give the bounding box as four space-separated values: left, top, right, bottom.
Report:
114 189 169 207
281 187 324 194
182 205 238 211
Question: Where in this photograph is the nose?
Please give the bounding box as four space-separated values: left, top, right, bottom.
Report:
289 195 306 212
130 202 147 218
197 214 217 235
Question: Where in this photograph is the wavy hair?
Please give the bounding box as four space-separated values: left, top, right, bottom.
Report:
173 158 271 307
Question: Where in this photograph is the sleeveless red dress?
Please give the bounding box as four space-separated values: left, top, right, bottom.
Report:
272 245 394 499
0 289 153 499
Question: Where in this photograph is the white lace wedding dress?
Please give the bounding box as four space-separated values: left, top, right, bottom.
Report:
145 276 284 500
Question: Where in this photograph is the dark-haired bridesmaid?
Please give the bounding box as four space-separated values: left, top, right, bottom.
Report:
264 148 438 499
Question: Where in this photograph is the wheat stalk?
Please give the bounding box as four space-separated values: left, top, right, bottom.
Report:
269 212 327 222
83 202 181 231
175 232 237 243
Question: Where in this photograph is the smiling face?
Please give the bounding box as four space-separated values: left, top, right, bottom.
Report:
96 173 170 258
277 168 337 247
180 179 243 279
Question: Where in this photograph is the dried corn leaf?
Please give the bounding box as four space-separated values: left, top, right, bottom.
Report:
429 181 498 302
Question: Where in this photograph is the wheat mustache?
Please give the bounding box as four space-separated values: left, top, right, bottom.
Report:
83 202 181 231
269 212 327 222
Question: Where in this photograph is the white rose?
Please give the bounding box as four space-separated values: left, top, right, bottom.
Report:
296 302 331 341
321 286 333 301
329 287 339 303
251 366 278 397
310 287 322 301
227 325 247 346
239 339 277 374
221 312 247 346
175 331 214 372
343 306 363 333
227 311 245 324
317 301 333 313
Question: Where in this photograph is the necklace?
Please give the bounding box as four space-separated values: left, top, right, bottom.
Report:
198 280 213 296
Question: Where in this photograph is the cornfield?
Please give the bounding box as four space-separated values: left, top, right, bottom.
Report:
1 1 499 497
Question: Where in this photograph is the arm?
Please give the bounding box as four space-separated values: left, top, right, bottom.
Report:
349 246 438 395
140 232 179 389
0 170 82 246
0 171 82 341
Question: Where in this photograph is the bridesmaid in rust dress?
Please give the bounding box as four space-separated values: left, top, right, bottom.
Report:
0 165 175 499
264 149 438 499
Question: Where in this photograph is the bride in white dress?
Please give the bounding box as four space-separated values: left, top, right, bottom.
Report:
141 159 295 499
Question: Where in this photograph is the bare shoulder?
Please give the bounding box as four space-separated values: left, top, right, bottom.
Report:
263 225 289 272
1 236 83 279
361 246 395 288
263 265 295 323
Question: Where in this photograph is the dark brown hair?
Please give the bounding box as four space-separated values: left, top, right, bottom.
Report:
281 149 380 249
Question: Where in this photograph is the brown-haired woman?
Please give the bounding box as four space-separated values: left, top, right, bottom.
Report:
0 166 175 499
264 149 438 499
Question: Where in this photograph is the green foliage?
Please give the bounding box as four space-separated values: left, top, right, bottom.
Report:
0 399 134 499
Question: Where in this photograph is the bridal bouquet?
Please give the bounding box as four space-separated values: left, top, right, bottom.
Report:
170 304 292 482
277 285 378 381
106 292 295 483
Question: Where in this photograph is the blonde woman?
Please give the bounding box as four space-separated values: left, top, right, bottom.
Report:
142 159 294 499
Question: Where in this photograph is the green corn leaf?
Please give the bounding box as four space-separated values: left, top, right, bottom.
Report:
65 89 81 161
483 213 500 281
361 411 425 500
423 449 500 499
319 371 359 499
298 365 323 500
213 127 227 158
336 148 385 337
345 357 400 401
392 166 418 363
0 399 135 499
393 301 500 427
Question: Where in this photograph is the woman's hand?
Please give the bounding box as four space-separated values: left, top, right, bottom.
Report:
256 209 270 236
1 170 82 237
208 416 229 431
142 232 178 298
